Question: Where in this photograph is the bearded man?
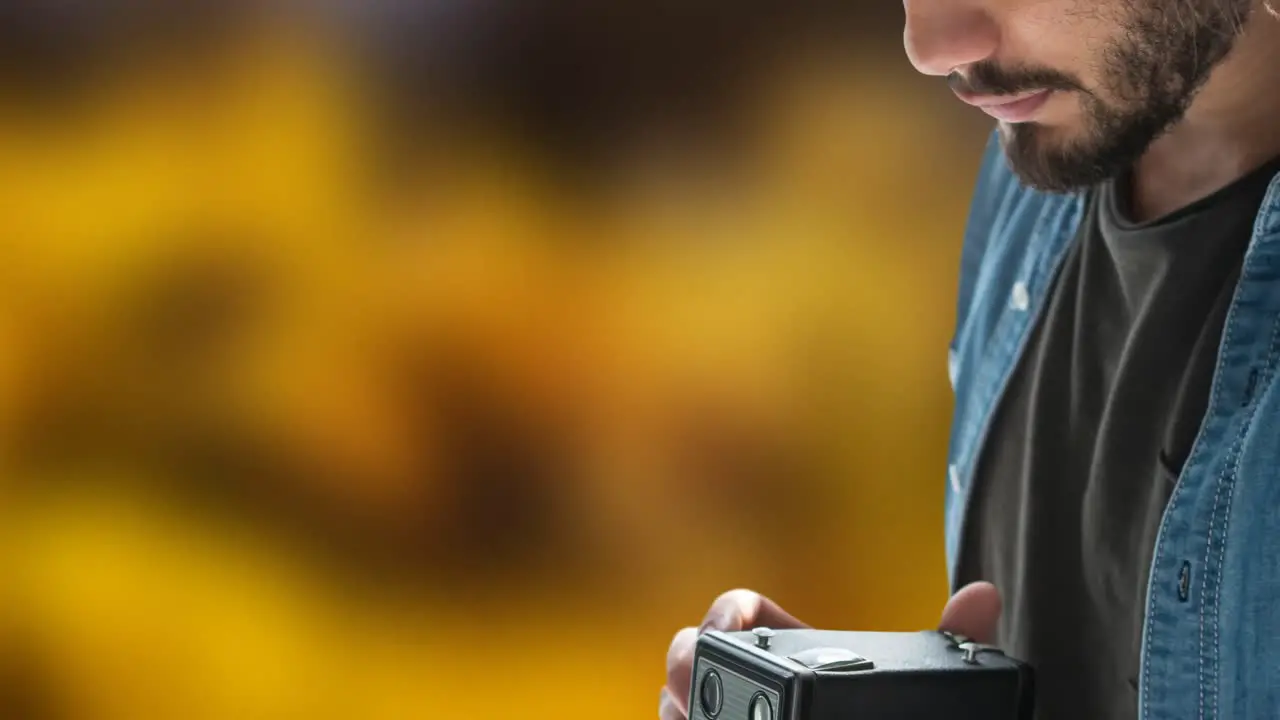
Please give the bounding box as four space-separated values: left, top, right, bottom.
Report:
663 1 1280 718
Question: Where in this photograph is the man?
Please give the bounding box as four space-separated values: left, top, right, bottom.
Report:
662 0 1280 717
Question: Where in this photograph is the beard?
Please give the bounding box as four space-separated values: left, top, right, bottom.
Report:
950 0 1254 193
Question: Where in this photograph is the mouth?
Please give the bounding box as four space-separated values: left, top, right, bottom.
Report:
953 89 1052 123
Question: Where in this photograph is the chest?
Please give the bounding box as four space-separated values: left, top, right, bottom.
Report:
946 182 1280 720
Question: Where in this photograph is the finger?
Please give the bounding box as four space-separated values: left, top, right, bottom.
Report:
938 581 1002 644
659 687 687 720
700 589 809 634
665 627 698 712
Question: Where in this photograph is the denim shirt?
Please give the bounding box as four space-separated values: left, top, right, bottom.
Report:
945 130 1280 720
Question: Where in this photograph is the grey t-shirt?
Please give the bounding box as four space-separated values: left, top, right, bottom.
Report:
955 157 1280 720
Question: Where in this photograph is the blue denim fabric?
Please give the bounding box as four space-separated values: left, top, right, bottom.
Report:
946 129 1280 720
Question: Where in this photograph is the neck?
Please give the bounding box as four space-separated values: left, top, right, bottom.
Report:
1130 9 1280 221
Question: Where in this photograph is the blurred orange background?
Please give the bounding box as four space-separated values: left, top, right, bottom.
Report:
0 4 993 719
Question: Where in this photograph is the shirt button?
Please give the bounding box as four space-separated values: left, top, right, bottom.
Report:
1010 282 1030 312
949 464 962 493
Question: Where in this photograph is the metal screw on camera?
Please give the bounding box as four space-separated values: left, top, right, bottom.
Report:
957 641 1002 664
753 627 776 650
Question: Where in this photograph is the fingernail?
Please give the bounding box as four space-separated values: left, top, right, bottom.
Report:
659 688 674 716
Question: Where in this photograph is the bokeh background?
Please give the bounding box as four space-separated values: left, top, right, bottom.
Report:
0 3 995 718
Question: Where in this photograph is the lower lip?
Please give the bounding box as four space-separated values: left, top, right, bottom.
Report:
980 91 1052 123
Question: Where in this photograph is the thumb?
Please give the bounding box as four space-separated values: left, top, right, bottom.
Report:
937 581 1002 644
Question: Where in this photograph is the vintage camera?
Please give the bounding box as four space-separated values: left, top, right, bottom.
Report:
690 628 1034 720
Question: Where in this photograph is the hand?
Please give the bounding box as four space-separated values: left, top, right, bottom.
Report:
658 582 1002 720
661 590 807 720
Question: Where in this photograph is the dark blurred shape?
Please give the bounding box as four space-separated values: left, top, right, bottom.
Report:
0 0 905 174
0 2 116 99
121 235 270 377
413 351 587 590
0 626 63 720
352 0 903 179
0 2 248 99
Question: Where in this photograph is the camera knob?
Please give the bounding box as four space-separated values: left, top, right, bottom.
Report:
956 641 1004 664
752 627 776 650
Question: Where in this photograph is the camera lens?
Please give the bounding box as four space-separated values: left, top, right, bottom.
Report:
749 693 773 720
699 670 723 718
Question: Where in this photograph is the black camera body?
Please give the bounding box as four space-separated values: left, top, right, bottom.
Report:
690 628 1034 720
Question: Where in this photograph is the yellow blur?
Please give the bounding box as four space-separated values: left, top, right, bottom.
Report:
0 11 990 720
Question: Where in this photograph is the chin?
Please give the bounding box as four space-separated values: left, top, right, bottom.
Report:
999 130 1111 193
